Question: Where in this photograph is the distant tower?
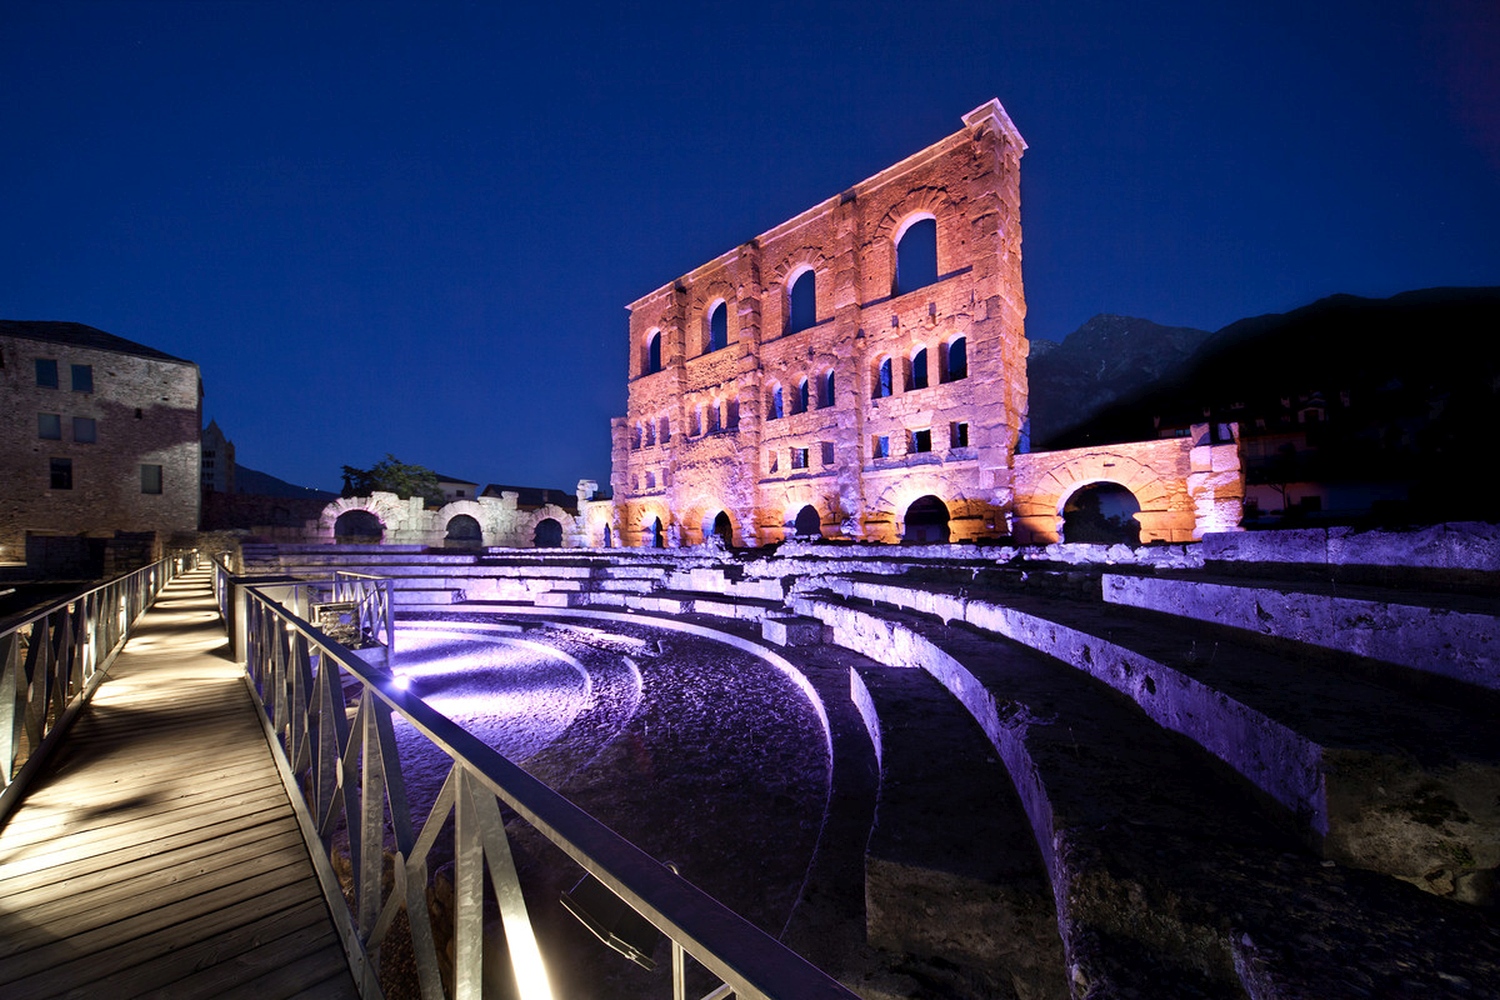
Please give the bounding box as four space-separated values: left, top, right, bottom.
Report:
201 419 236 493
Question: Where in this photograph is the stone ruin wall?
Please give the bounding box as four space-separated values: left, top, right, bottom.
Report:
613 100 1030 547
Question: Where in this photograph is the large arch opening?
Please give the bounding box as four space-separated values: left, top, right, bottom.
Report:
894 215 938 296
334 509 384 543
444 514 482 547
1062 483 1143 546
792 504 822 540
533 518 564 548
902 495 950 544
711 511 734 547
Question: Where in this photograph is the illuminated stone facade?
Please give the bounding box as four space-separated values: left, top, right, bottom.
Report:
608 99 1243 548
612 100 1030 546
0 321 201 562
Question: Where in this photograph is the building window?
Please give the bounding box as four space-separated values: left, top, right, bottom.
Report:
645 471 656 489
36 359 59 388
819 370 835 409
725 397 740 430
74 416 97 443
631 424 642 450
643 421 655 447
794 378 810 415
768 451 779 474
71 364 94 393
872 434 890 459
38 413 62 440
659 416 671 443
908 348 928 391
50 457 72 490
874 358 893 399
894 216 938 296
690 406 703 436
645 331 663 374
141 464 163 495
820 441 836 467
791 447 809 470
950 421 969 448
943 337 967 382
707 402 721 433
768 386 784 420
707 301 728 353
909 428 933 454
788 270 816 334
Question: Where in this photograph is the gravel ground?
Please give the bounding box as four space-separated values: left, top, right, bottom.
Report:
385 613 834 998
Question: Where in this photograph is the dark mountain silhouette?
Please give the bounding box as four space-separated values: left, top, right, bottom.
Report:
1031 287 1500 523
1028 315 1211 448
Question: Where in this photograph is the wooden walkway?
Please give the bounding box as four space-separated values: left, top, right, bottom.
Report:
0 568 360 1000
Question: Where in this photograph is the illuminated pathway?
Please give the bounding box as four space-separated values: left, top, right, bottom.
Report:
0 569 358 1000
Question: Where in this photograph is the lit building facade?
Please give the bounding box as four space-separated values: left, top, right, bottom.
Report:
0 321 201 560
612 100 1030 546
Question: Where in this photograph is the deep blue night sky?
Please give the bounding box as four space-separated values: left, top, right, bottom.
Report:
4 1 1497 493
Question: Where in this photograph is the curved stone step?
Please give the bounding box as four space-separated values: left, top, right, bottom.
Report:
813 573 1500 907
792 591 1500 999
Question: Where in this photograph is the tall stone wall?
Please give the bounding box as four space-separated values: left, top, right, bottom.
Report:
614 99 1029 546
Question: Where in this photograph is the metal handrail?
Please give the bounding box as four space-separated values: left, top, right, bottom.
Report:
0 552 191 823
238 582 856 1000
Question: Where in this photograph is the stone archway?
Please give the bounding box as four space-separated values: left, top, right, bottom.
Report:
711 511 734 547
903 495 950 544
334 509 384 543
1061 482 1142 545
792 504 822 539
648 517 665 549
533 518 564 548
444 514 482 547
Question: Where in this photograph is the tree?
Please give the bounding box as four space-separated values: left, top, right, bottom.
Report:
341 454 445 508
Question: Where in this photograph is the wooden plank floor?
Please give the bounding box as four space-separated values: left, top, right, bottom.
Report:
0 568 361 1000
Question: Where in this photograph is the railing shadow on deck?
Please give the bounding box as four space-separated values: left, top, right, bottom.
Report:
213 558 856 1000
0 553 193 827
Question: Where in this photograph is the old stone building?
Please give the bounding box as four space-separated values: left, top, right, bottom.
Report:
607 99 1242 548
0 321 201 563
612 100 1031 547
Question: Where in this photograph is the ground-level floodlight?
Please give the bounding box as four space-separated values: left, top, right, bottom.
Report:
560 871 663 970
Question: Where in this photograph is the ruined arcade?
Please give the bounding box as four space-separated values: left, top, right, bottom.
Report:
613 100 1031 548
610 99 1240 550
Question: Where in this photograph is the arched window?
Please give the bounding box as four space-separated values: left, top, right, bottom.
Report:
768 385 784 420
908 348 928 391
689 405 703 436
445 514 482 547
335 510 384 543
658 415 671 444
788 270 816 334
631 424 642 450
795 378 810 414
894 216 938 296
707 400 721 433
643 421 655 447
819 370 836 408
793 505 822 539
707 301 728 353
874 358 893 399
645 330 662 374
725 396 740 429
943 336 968 382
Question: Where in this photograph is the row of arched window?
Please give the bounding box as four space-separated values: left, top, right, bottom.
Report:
638 213 942 377
765 369 835 420
872 336 967 399
634 334 966 444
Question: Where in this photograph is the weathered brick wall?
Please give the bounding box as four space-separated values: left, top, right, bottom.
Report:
616 99 1029 546
0 333 200 558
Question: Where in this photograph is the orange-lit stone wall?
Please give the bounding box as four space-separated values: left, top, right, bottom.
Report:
612 100 1030 546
